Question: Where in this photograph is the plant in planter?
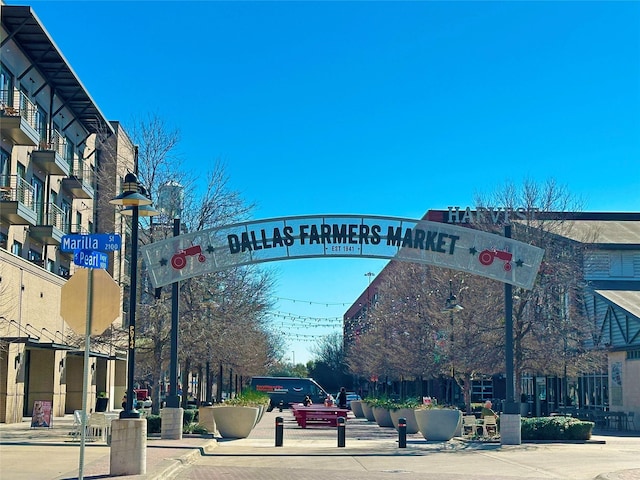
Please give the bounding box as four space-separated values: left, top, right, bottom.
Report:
368 397 396 428
388 398 421 434
349 399 365 418
361 397 377 422
226 389 271 424
414 404 462 441
212 390 270 438
95 391 109 412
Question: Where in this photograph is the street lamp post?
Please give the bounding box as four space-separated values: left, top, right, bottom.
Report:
501 223 522 446
110 172 157 419
166 217 181 409
443 279 463 405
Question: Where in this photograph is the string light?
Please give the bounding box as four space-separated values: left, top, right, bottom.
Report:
267 310 343 324
275 296 351 307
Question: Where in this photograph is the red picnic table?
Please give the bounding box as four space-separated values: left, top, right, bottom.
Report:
290 404 349 428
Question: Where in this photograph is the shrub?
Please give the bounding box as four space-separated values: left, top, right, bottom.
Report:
388 397 422 410
146 414 162 434
183 409 197 425
224 389 270 407
183 422 209 434
521 416 594 441
365 396 395 409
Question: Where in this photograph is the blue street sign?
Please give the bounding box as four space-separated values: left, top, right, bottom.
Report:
61 233 122 253
74 250 109 269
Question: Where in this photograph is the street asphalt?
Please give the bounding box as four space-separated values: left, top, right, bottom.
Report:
0 409 639 480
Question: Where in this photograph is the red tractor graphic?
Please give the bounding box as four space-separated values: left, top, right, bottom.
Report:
171 245 206 270
479 249 513 271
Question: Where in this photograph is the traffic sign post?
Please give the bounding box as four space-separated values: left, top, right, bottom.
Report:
59 230 121 480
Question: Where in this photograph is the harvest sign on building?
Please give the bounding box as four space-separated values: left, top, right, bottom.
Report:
141 215 544 290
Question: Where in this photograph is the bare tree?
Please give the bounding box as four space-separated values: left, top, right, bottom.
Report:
129 114 278 408
348 178 604 408
474 178 605 398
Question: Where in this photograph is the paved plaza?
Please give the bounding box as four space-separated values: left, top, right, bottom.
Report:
0 409 639 480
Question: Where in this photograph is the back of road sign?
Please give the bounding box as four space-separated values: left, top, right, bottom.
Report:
60 269 121 335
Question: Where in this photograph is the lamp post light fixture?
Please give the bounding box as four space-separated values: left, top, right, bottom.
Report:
443 279 463 405
110 172 158 419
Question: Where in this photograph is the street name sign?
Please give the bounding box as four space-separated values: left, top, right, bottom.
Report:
74 249 108 269
60 233 122 253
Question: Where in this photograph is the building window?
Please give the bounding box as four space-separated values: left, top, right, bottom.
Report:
65 139 74 167
31 176 45 224
59 265 70 278
627 349 640 360
62 199 72 232
578 373 608 410
47 259 55 272
28 249 43 267
0 63 13 105
12 240 22 256
35 105 47 143
0 148 9 180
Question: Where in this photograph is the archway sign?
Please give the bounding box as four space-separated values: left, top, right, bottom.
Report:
141 215 544 290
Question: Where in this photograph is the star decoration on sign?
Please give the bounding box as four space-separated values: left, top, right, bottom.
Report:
469 247 477 255
206 245 215 254
159 258 168 266
515 259 524 267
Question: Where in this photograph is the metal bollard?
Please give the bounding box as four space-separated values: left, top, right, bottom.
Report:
398 417 407 448
275 416 283 447
337 416 346 447
278 400 284 412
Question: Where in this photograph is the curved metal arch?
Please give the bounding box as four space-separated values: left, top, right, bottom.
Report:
141 214 544 289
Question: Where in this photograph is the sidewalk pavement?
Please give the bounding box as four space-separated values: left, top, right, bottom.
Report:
1 409 639 480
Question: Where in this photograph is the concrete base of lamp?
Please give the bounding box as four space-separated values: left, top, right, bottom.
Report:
161 407 184 440
500 413 522 445
110 418 147 476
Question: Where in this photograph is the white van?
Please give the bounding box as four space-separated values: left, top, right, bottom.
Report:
250 376 329 411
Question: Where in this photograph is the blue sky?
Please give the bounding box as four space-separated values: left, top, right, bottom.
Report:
14 1 640 363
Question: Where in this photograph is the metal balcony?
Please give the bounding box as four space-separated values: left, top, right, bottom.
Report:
0 175 37 225
61 162 94 199
0 89 39 146
30 129 71 176
30 203 67 245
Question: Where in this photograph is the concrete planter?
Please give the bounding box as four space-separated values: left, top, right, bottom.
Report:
350 400 365 418
372 406 394 427
415 408 462 441
389 408 419 434
212 406 259 439
198 406 216 435
254 404 265 427
361 402 376 422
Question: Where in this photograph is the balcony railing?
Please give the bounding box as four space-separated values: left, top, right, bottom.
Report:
0 174 36 208
38 128 66 159
71 161 95 188
45 202 67 231
0 89 37 129
70 223 91 234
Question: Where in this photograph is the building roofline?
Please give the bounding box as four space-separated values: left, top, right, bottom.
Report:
1 5 114 136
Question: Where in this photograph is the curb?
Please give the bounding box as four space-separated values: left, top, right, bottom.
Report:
146 439 218 479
